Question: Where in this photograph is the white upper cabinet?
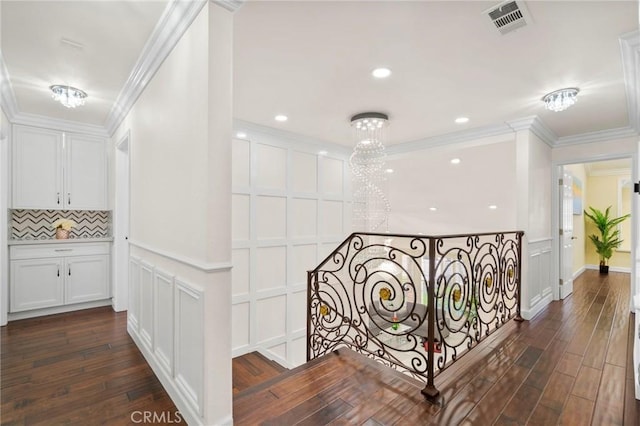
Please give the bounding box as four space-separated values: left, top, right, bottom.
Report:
12 125 108 210
65 134 108 210
12 125 63 209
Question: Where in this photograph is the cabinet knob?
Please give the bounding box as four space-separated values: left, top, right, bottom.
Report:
57 192 60 205
67 193 71 205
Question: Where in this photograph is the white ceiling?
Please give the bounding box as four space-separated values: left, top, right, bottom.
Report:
1 1 167 125
1 1 638 146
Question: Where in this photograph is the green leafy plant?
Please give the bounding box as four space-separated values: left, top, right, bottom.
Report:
584 206 630 267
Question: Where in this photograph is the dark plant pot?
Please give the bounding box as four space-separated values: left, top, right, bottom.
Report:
599 265 609 274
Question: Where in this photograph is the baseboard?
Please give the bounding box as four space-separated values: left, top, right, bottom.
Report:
521 292 553 320
8 299 112 321
585 264 631 274
256 347 291 369
572 266 586 280
128 323 203 426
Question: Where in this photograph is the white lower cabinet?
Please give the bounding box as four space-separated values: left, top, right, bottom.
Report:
10 243 110 313
10 258 65 311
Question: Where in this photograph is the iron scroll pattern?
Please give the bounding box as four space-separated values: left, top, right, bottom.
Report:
307 234 432 382
432 232 523 372
307 231 524 389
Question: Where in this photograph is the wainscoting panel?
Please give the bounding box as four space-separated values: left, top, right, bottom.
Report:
174 279 204 416
139 262 154 350
128 257 140 331
525 238 553 319
126 254 206 425
231 129 352 368
154 268 175 375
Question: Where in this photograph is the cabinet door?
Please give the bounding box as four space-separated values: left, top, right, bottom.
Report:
12 125 63 209
65 255 110 304
10 258 64 312
65 134 107 210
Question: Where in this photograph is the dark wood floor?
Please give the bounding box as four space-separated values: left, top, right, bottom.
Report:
2 270 638 425
1 306 184 425
233 270 640 425
233 351 288 395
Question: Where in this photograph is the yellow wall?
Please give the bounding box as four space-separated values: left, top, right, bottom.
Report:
584 173 631 269
565 164 586 275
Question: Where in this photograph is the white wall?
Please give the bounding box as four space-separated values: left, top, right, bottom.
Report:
111 4 233 425
387 135 518 235
526 133 553 318
231 124 351 367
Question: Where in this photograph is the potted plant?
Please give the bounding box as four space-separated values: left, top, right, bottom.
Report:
584 206 630 274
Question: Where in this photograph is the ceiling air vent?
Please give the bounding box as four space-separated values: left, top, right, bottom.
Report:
484 0 532 35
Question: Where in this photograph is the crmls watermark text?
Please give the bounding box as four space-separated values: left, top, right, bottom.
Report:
130 411 183 424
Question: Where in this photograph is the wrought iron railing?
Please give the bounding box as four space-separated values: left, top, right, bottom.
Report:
307 231 524 398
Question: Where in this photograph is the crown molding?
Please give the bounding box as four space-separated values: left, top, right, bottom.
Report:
104 0 208 136
233 119 353 156
12 112 109 138
555 126 638 147
211 0 244 12
386 122 514 155
0 53 18 121
620 31 639 133
506 115 557 147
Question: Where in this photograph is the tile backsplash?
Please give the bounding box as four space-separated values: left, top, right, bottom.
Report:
10 209 111 240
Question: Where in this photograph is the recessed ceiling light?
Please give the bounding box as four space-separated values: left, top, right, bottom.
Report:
385 168 394 173
455 117 469 124
372 67 392 78
275 115 288 122
236 132 247 138
489 205 498 210
450 158 461 165
318 150 328 156
429 207 437 212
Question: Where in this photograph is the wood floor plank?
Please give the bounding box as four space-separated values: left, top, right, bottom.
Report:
592 362 626 425
571 365 601 401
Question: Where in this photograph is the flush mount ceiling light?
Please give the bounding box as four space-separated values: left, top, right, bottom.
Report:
454 117 469 124
542 88 579 112
49 85 87 108
274 114 288 122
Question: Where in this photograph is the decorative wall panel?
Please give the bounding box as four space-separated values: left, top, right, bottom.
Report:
154 269 174 375
128 257 140 331
231 131 352 367
10 209 110 240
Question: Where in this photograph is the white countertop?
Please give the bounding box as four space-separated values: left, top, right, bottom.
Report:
8 237 114 245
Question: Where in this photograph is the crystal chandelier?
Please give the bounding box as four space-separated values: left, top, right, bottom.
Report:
542 88 579 112
50 85 87 108
350 112 391 232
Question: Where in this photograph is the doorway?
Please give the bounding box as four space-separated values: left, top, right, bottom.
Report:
557 157 634 302
113 132 130 311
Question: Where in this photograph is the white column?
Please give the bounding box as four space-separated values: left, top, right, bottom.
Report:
202 2 234 425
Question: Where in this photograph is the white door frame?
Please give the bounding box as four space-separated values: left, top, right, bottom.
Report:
0 125 10 326
552 152 636 310
112 131 130 312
